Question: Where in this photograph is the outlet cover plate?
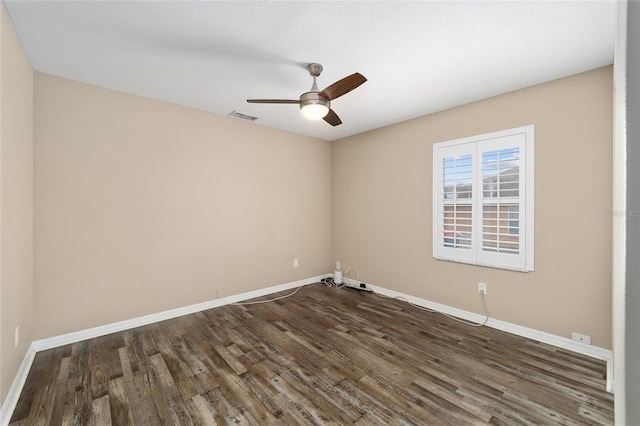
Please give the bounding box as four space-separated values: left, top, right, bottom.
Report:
571 332 591 345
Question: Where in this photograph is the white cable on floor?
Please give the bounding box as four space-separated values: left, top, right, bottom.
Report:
217 270 491 328
372 289 491 327
216 286 304 306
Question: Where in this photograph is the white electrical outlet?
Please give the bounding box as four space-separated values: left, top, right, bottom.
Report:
14 326 19 348
293 258 299 268
478 282 487 295
336 261 341 270
572 332 591 345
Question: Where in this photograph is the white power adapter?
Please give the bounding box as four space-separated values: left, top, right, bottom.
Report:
334 269 343 285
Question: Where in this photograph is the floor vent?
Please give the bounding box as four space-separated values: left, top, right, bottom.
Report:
228 111 258 121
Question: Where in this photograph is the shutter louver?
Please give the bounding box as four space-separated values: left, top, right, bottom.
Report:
481 147 520 255
442 154 473 250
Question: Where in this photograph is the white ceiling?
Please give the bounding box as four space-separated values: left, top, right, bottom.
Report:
4 1 616 141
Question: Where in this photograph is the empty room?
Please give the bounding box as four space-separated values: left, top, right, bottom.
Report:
0 1 638 425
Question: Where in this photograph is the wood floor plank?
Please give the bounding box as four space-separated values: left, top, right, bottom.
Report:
90 336 111 400
8 283 614 425
108 376 133 425
155 335 200 400
23 348 62 425
148 352 194 425
188 394 217 425
90 394 112 425
210 369 277 425
46 355 70 425
412 376 493 422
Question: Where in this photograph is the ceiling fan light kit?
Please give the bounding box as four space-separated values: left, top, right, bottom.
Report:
300 93 330 120
247 63 367 126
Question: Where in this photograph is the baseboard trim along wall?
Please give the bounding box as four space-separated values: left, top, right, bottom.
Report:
364 282 614 393
0 274 328 423
32 275 330 352
1 274 614 422
0 344 36 426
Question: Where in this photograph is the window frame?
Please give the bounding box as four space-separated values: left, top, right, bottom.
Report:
432 125 534 272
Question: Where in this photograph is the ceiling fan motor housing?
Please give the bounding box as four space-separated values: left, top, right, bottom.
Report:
307 63 323 77
299 92 330 110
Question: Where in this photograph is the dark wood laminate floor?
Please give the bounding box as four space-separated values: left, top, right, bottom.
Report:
9 283 613 425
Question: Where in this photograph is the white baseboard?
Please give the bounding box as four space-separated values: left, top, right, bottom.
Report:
32 274 328 352
0 274 328 424
0 344 36 426
364 283 614 393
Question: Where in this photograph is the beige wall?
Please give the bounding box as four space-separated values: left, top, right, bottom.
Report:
34 73 330 339
0 4 34 403
332 66 613 348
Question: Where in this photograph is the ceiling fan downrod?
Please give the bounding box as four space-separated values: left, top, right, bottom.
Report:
307 63 323 92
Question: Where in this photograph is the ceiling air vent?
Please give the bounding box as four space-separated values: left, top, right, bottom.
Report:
228 111 258 121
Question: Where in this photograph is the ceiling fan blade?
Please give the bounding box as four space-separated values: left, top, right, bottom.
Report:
246 99 301 104
323 109 342 126
319 73 367 101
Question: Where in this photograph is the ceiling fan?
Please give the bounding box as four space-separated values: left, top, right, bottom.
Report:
247 63 367 126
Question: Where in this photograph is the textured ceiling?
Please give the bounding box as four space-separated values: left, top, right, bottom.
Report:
4 1 616 141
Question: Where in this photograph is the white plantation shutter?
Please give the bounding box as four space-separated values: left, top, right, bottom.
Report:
433 126 534 271
477 134 526 269
435 143 476 264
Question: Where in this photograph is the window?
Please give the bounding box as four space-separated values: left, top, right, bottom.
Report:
433 125 534 271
